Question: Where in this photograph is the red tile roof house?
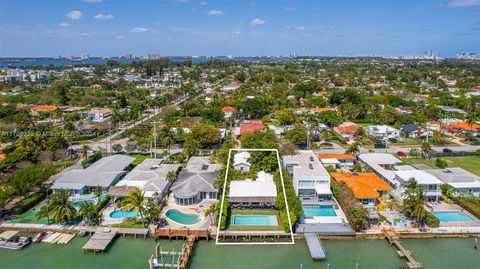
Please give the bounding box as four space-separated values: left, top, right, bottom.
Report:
234 122 265 138
334 122 359 138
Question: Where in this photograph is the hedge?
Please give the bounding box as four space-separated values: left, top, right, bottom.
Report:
455 197 480 220
13 189 49 215
425 211 440 228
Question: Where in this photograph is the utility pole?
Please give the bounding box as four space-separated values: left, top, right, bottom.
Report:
153 121 157 158
108 123 112 154
425 121 429 144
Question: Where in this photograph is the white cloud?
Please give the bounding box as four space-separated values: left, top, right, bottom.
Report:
250 18 266 27
84 0 103 3
175 0 188 3
116 35 124 39
207 9 224 16
446 0 480 7
200 1 208 5
295 26 306 31
130 27 148 33
284 7 296 11
66 10 82 20
233 31 241 37
80 32 89 36
94 13 114 19
59 22 70 27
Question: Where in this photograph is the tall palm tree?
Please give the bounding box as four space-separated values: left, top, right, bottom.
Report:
466 113 478 130
82 144 90 159
345 142 360 155
420 141 431 159
121 188 146 227
166 170 177 182
78 201 99 225
92 185 103 202
157 124 175 151
37 189 76 223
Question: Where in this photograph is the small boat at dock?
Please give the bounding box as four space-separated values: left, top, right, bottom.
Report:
0 231 31 250
33 232 46 243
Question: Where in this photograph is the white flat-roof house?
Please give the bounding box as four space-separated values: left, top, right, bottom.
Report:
114 158 181 200
233 151 251 172
393 170 443 202
229 171 277 208
282 150 332 204
170 157 221 206
51 155 135 197
365 125 400 138
424 168 480 197
357 153 403 188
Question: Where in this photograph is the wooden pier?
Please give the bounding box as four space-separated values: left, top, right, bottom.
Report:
155 228 209 240
383 229 422 269
82 228 118 253
149 235 197 269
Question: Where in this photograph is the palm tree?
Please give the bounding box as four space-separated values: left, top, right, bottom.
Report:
420 141 431 159
78 201 99 225
37 189 76 223
92 185 103 202
402 178 428 226
82 145 90 159
466 113 478 130
345 142 360 155
166 170 177 182
157 125 175 151
121 188 146 227
144 199 161 226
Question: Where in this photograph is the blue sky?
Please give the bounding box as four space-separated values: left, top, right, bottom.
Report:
0 0 479 57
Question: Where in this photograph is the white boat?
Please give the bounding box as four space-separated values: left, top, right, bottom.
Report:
0 233 31 250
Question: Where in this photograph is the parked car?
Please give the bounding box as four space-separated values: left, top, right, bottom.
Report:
374 140 387 148
443 148 453 153
397 151 407 157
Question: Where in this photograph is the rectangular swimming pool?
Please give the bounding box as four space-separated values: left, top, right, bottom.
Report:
303 205 337 218
231 215 278 226
432 211 474 222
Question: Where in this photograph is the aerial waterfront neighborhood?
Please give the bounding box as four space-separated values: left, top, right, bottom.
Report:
1 0 480 269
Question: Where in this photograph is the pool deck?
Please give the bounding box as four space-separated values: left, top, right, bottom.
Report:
428 202 480 227
160 196 215 230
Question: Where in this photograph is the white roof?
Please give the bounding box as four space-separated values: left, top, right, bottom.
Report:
229 180 277 198
394 170 443 185
283 150 330 180
358 153 402 184
320 158 341 164
366 125 398 133
425 168 480 189
233 151 251 167
315 184 332 195
256 171 273 182
116 158 181 198
394 165 416 171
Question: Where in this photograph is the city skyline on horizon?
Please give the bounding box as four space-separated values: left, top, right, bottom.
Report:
1 0 479 57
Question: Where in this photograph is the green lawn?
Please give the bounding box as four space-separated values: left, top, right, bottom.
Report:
226 209 284 231
403 156 480 176
11 205 50 224
104 220 146 229
127 154 149 166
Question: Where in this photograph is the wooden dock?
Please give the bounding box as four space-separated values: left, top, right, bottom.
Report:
155 228 209 240
305 233 326 260
383 229 422 269
82 229 118 253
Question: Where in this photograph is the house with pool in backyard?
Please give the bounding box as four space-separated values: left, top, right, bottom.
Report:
50 154 135 213
282 150 354 235
162 157 221 228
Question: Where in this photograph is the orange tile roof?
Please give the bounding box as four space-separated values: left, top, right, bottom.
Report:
448 121 480 131
331 172 393 199
221 106 235 112
31 105 57 112
317 91 329 96
319 154 355 160
311 107 334 113
0 153 5 161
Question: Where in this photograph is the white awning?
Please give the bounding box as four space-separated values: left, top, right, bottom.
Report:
314 184 332 195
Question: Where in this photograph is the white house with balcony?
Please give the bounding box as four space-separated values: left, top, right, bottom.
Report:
282 150 332 204
393 170 443 202
365 125 400 138
233 151 251 172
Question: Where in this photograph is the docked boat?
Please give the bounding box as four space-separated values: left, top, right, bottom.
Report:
0 231 31 250
33 232 46 243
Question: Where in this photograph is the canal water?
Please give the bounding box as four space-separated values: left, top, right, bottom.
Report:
0 237 479 269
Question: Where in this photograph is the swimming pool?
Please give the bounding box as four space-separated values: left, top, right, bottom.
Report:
231 215 278 226
165 209 201 226
432 211 474 222
302 205 337 218
109 210 136 219
72 199 97 210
